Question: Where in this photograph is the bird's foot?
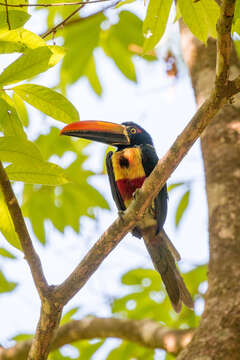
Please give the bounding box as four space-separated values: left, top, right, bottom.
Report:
118 210 125 222
133 188 140 200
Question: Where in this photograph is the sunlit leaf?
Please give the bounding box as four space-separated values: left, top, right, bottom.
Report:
0 28 46 53
12 93 29 127
175 189 190 227
233 0 240 34
183 264 207 296
0 46 65 85
107 340 154 360
0 136 43 164
60 13 105 90
6 161 70 185
60 307 79 325
13 84 79 123
21 127 109 243
115 0 136 8
167 182 185 192
0 269 17 293
0 92 26 138
0 247 16 258
12 333 33 341
85 57 102 96
143 0 173 52
178 0 219 43
73 339 105 360
0 11 30 30
102 11 154 81
0 190 21 249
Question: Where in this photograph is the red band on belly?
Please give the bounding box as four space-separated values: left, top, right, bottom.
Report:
116 177 146 201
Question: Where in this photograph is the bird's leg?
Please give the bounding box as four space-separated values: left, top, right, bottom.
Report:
118 210 125 223
133 188 140 200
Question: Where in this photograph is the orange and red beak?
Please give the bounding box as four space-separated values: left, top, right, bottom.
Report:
60 120 130 146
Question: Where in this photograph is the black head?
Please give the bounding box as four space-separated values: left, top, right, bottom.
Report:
120 122 153 149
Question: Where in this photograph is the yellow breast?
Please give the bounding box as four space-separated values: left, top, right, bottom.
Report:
111 147 145 181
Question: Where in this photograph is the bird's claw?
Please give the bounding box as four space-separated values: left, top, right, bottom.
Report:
133 188 140 199
118 210 125 221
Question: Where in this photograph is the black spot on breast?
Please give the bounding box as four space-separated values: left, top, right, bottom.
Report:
119 156 129 168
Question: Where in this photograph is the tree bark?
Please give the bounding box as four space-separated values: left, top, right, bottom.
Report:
178 24 240 360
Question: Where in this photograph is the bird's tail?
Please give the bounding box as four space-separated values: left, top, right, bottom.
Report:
142 228 193 313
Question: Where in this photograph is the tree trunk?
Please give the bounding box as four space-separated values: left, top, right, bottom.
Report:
177 24 240 360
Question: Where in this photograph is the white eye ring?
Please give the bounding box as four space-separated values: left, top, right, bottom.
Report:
130 128 136 134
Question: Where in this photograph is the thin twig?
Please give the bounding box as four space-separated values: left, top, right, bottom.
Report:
0 0 114 7
41 4 82 38
41 0 118 38
0 162 49 299
4 0 11 30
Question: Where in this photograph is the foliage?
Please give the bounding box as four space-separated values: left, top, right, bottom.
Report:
0 0 238 359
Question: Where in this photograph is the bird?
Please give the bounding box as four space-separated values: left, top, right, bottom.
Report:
60 120 193 312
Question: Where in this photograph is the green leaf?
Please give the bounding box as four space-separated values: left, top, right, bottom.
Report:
143 0 173 52
0 11 30 30
0 46 65 85
167 182 185 192
175 189 190 227
115 0 136 8
0 247 16 258
12 93 29 126
178 0 220 43
107 340 154 360
60 307 79 325
0 190 21 250
22 127 109 243
0 28 46 54
183 265 207 296
233 0 240 34
85 57 102 96
6 161 70 185
103 30 136 81
13 84 79 124
121 268 158 286
0 136 43 164
73 339 105 360
12 333 33 341
0 92 26 138
234 40 240 59
60 13 105 90
102 11 148 81
0 269 17 293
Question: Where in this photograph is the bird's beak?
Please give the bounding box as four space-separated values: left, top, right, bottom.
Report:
60 120 130 146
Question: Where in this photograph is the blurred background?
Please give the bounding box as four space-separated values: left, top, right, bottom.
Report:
0 1 209 358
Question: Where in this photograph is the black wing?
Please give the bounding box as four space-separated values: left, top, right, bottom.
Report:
106 151 125 211
140 144 168 233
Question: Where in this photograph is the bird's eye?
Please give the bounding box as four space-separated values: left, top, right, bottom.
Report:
130 128 137 134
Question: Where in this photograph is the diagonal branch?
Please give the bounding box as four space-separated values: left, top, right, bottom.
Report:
0 317 195 359
0 161 49 299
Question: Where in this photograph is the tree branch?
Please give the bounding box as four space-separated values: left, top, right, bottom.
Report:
0 0 113 7
41 4 84 39
0 317 195 359
215 0 235 87
4 0 11 30
40 0 119 39
0 161 48 299
0 0 237 359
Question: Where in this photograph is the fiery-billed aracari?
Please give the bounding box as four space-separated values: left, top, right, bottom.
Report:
60 121 193 312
